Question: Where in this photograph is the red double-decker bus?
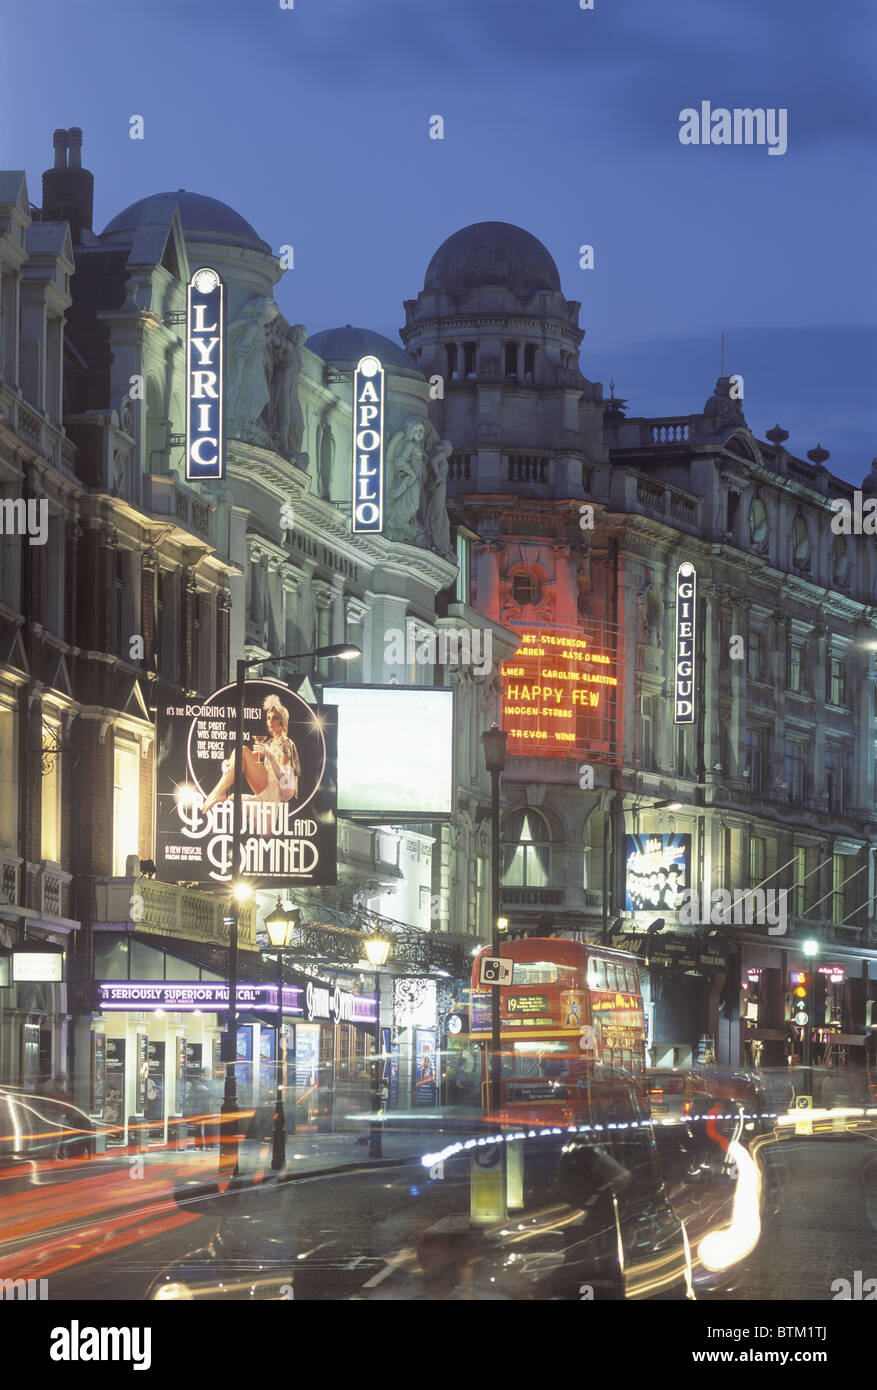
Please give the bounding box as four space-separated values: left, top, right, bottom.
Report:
469 937 647 1123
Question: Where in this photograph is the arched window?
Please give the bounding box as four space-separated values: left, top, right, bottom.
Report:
749 494 768 546
502 808 551 888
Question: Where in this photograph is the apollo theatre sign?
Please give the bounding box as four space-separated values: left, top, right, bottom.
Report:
186 267 225 481
674 562 697 724
352 355 384 532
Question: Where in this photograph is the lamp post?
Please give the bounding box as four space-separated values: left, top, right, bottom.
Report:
482 724 507 1115
263 899 302 1172
363 934 391 1158
220 642 360 1174
802 937 820 1098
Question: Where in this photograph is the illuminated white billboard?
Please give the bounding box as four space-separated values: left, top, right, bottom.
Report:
322 685 454 820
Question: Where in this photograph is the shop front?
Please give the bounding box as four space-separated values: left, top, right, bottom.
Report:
90 933 378 1145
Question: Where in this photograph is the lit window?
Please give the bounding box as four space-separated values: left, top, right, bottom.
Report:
41 723 62 862
113 741 140 877
502 808 551 888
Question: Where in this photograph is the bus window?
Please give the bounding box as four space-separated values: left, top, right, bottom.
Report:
605 962 619 991
512 961 559 985
624 966 638 992
589 959 606 990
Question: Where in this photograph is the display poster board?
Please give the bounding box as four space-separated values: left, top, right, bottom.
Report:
91 1033 107 1114
414 1028 437 1107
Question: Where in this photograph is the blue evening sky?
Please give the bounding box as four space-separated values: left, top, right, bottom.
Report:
2 0 875 481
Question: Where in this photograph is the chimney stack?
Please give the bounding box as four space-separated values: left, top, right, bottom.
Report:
41 127 94 243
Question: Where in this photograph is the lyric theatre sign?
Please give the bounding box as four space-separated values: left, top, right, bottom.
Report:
674 562 697 724
352 355 385 533
185 267 225 481
501 623 623 762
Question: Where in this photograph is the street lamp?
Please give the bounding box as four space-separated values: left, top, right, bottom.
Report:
363 934 391 1158
802 938 820 1098
482 723 507 1116
263 899 301 1171
221 642 361 1173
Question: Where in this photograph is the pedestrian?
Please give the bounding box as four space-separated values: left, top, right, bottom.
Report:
187 1069 214 1149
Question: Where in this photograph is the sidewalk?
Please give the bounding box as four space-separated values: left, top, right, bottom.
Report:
131 1108 484 1186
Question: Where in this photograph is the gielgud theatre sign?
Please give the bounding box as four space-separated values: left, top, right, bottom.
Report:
156 679 338 887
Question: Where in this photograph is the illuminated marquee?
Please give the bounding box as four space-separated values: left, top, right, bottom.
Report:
352 355 384 532
674 562 697 723
500 622 623 761
186 267 225 481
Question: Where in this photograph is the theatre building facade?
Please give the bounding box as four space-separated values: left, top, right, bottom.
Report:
0 133 512 1137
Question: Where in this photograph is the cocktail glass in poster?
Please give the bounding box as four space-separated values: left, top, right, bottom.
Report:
156 679 337 887
414 1028 437 1107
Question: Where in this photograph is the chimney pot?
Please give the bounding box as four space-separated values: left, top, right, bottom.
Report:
52 129 67 170
67 127 83 171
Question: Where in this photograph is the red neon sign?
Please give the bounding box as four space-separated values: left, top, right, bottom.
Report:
501 622 624 761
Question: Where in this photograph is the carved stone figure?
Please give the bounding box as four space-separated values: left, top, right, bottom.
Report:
385 418 426 544
227 297 272 444
265 311 307 459
422 436 454 558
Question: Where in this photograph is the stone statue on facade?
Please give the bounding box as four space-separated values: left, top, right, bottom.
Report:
421 434 454 559
265 310 307 460
385 418 427 544
226 297 272 444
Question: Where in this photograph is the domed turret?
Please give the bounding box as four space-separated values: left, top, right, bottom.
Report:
423 221 562 301
101 191 271 254
307 325 421 378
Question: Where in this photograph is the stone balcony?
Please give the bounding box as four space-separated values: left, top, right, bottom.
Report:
0 382 77 476
94 878 256 950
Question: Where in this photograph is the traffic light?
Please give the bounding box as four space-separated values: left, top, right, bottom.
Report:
790 969 809 1026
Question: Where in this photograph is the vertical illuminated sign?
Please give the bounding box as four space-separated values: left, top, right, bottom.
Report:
186 267 225 481
352 355 384 533
674 562 697 723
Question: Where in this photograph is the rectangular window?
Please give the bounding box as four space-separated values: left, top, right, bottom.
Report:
455 531 470 606
112 741 140 877
446 344 458 381
784 740 804 803
792 845 806 918
463 342 477 378
744 728 764 795
192 593 203 693
112 550 126 655
40 722 61 862
747 630 762 681
0 703 18 851
641 695 655 770
505 343 518 379
676 725 687 780
749 834 766 889
524 344 535 381
826 749 844 814
788 643 802 693
829 656 845 707
832 854 845 926
724 826 743 892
